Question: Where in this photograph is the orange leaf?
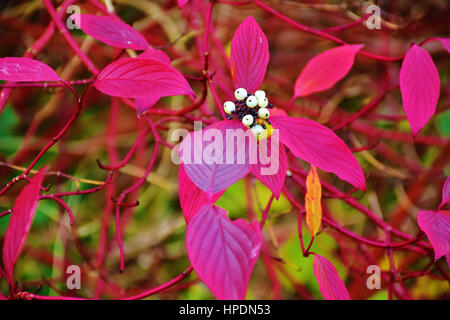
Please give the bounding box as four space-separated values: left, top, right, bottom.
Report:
305 165 322 236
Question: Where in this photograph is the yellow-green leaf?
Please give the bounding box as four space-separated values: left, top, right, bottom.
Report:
305 166 322 236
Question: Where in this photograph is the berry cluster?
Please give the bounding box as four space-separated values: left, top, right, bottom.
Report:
223 88 274 137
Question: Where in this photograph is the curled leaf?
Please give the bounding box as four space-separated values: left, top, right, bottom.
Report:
186 204 261 299
73 14 149 50
2 168 46 282
305 165 322 236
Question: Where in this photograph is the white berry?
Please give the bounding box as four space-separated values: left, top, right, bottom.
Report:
242 114 254 127
223 101 235 114
258 107 270 119
234 88 247 100
254 90 266 100
246 95 258 108
251 124 264 136
257 96 269 108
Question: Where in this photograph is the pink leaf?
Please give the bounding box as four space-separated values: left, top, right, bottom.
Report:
0 57 61 82
179 163 224 223
73 14 149 50
313 254 350 300
417 210 450 260
94 58 194 99
294 45 363 97
138 48 171 65
270 115 366 190
186 204 261 299
250 133 287 199
400 44 440 135
438 38 450 53
177 0 189 8
2 168 46 282
135 96 160 117
442 175 450 205
230 16 269 93
134 49 173 115
180 119 254 194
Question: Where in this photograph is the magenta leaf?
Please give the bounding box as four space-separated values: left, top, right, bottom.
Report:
2 168 46 282
73 14 149 50
0 57 61 82
438 38 450 53
250 134 287 199
94 57 194 99
399 44 440 136
442 175 450 205
270 115 366 190
186 204 261 299
417 210 450 260
135 96 160 116
313 254 350 300
138 48 171 65
133 48 173 115
177 0 189 8
294 44 363 97
230 16 269 93
179 163 224 223
180 119 254 194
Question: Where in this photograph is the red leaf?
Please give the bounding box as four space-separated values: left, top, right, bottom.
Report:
0 57 61 82
2 168 46 282
270 115 366 190
250 132 287 199
294 45 363 97
186 204 261 299
417 210 450 260
135 96 160 117
178 163 224 224
313 254 350 300
399 44 440 135
180 119 253 194
73 14 149 50
230 16 269 93
138 48 171 65
442 175 450 205
94 58 194 99
177 0 189 8
438 38 450 53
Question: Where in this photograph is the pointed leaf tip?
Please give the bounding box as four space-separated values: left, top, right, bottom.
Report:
313 254 350 300
294 44 363 97
0 57 61 82
2 167 46 282
230 16 269 93
186 204 261 299
400 44 440 136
